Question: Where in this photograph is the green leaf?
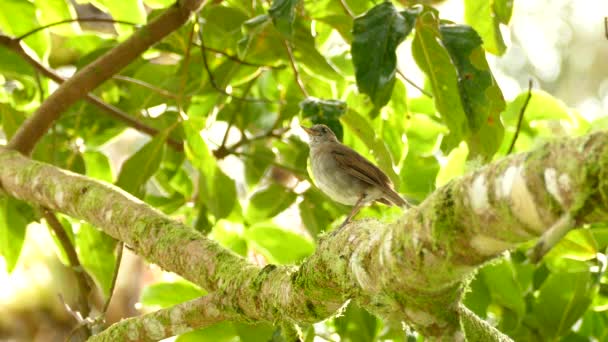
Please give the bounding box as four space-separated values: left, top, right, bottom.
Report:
464 0 508 55
463 271 491 318
292 21 341 81
210 220 247 256
245 223 314 264
0 0 50 59
83 151 114 183
243 142 275 187
183 120 237 220
116 131 168 197
141 281 206 308
0 104 26 139
494 0 514 24
0 195 30 272
439 24 506 160
351 3 417 108
334 302 378 342
268 0 299 37
435 142 468 187
300 97 346 140
47 216 76 266
234 322 275 342
143 0 173 8
299 189 334 237
399 153 439 200
533 270 596 339
76 223 117 297
481 259 526 319
246 184 297 222
412 9 468 145
177 322 238 342
90 0 146 34
341 109 399 186
33 0 76 36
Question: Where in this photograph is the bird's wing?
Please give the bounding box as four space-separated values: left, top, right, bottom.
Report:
330 144 391 188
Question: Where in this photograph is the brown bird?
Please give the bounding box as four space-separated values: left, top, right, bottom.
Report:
302 124 410 228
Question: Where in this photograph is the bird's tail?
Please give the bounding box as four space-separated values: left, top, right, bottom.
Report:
383 187 411 208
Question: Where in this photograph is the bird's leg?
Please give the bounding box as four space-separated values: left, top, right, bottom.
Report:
327 195 366 237
339 194 366 228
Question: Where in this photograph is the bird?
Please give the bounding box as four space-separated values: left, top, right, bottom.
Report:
301 124 410 228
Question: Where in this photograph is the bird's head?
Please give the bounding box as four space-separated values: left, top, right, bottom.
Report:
301 124 338 146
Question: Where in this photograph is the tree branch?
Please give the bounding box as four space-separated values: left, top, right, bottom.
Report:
1 131 608 339
42 209 93 339
0 36 184 151
6 0 204 155
88 294 234 342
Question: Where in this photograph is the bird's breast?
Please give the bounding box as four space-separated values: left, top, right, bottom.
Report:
310 146 372 206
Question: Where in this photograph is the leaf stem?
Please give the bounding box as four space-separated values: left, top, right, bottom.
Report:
42 209 93 338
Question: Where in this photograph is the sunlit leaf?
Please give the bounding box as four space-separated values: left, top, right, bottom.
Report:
76 223 117 297
440 24 505 160
0 0 49 59
300 97 346 140
0 195 30 272
412 8 468 145
83 151 114 183
245 223 314 264
246 183 297 222
533 270 596 339
183 120 237 220
464 0 508 55
268 0 299 37
141 280 206 308
116 131 168 197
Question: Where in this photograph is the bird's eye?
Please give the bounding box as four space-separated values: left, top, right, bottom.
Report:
321 127 327 133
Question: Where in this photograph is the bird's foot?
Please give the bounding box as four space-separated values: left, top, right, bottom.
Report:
328 218 351 237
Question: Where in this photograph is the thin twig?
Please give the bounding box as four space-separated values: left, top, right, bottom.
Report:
196 16 276 103
177 24 196 115
7 1 200 155
112 75 179 99
507 79 533 155
235 151 308 178
16 18 139 41
397 69 433 98
338 0 355 18
42 209 93 338
195 43 286 69
283 40 309 97
0 35 183 151
605 17 608 39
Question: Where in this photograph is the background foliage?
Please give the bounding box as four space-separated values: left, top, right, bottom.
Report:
1 0 607 340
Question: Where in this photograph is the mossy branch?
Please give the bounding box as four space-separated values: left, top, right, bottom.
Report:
1 132 608 340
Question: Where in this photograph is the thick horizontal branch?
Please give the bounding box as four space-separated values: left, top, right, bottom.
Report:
7 0 203 154
1 132 608 339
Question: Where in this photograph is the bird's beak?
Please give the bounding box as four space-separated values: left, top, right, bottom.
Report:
301 125 315 135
